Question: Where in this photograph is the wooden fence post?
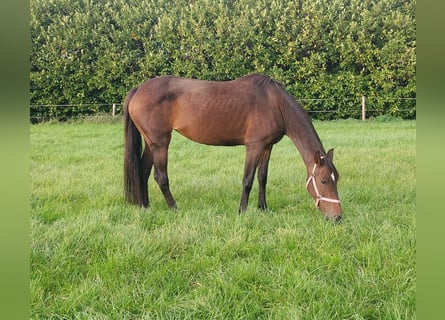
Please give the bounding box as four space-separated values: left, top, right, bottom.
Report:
361 96 366 121
112 103 116 117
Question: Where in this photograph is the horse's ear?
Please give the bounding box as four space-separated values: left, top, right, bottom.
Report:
326 148 334 161
314 150 322 166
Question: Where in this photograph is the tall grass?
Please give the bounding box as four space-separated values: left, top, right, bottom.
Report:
30 119 415 319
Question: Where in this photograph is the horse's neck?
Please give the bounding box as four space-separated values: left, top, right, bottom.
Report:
282 102 324 170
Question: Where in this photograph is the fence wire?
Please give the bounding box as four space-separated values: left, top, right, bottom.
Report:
30 97 416 122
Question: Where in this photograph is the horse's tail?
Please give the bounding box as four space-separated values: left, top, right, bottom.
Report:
123 87 144 205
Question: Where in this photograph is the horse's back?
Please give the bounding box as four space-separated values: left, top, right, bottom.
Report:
129 74 286 146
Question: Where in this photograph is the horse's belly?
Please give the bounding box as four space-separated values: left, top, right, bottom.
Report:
174 120 246 146
171 99 282 146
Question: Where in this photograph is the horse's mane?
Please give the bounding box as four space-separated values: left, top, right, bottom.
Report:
245 74 324 156
244 73 296 99
243 73 278 89
242 73 306 112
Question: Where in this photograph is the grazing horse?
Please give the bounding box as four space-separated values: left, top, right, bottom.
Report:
123 74 341 220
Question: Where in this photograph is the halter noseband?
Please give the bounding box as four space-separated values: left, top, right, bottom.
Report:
305 161 341 208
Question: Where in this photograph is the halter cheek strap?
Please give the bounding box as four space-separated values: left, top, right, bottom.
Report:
305 163 341 208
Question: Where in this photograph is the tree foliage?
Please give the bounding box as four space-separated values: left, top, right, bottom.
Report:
30 0 416 121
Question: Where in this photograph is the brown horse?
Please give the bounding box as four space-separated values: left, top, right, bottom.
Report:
123 74 341 220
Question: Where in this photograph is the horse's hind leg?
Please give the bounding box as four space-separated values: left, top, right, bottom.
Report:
257 145 272 210
140 142 153 208
152 142 177 210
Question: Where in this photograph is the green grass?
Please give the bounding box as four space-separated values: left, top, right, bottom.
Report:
30 119 415 319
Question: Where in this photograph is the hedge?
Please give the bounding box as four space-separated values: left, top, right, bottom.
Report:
30 0 416 121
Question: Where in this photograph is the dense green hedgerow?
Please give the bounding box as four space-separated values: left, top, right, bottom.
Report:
30 0 416 121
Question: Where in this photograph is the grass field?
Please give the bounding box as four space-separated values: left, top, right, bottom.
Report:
30 118 415 319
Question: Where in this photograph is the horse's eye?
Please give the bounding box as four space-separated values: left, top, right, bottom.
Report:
321 179 328 185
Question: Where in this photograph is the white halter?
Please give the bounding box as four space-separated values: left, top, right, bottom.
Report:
305 161 341 208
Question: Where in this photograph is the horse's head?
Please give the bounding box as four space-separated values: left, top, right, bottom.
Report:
306 148 342 221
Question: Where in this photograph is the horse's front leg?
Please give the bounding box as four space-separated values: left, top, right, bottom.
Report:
257 145 273 210
239 144 264 212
